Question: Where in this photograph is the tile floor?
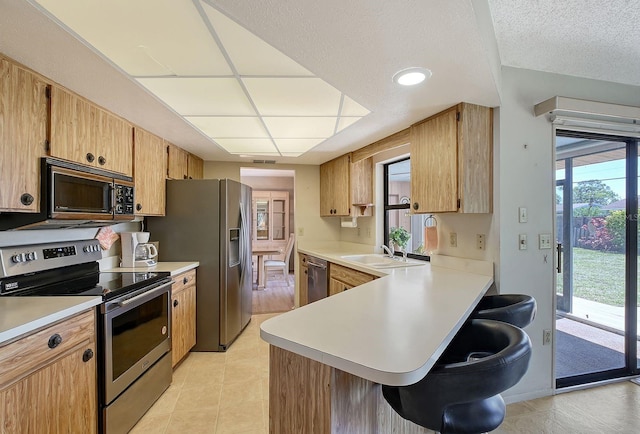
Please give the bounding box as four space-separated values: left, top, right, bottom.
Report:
132 312 640 434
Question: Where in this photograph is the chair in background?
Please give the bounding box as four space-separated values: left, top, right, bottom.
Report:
382 319 532 434
264 234 295 280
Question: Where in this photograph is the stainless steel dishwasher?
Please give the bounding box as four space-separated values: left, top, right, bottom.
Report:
307 256 328 303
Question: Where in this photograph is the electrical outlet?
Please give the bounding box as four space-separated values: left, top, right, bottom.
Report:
357 227 361 237
449 232 457 247
539 233 552 249
366 227 371 238
298 227 304 236
543 329 552 345
476 234 485 250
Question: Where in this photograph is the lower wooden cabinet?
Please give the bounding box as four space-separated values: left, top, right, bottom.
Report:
171 269 197 367
0 309 97 434
329 263 376 296
299 254 309 306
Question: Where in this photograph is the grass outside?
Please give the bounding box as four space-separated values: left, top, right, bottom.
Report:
557 247 632 307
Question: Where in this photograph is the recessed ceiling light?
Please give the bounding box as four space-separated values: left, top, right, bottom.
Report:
392 67 432 86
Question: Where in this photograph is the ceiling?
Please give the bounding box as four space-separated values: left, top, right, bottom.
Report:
0 0 638 165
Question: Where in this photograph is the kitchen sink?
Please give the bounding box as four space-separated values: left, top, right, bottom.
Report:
340 254 425 269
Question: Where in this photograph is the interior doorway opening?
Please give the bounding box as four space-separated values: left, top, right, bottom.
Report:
240 167 296 314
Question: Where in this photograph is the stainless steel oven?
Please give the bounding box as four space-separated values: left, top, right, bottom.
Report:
101 279 172 434
0 239 173 434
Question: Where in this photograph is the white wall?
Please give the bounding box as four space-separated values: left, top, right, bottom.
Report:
497 67 640 401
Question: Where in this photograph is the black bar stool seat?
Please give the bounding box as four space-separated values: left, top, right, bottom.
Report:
471 294 537 328
382 319 532 434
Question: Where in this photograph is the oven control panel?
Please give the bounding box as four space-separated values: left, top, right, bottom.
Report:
0 239 102 278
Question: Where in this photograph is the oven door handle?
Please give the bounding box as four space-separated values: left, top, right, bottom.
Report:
116 281 170 307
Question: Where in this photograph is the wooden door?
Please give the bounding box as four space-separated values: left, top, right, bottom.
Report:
172 284 196 367
167 143 188 179
49 86 93 167
331 154 351 216
410 107 458 213
93 106 133 176
0 343 97 434
319 160 334 216
350 157 373 216
134 128 166 216
187 153 203 179
299 254 309 306
329 278 351 296
0 58 48 212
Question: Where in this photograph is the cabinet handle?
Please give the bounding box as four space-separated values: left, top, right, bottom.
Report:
183 277 188 284
413 202 419 210
173 299 179 308
48 333 63 349
136 203 142 211
82 348 94 363
20 193 34 206
86 153 95 163
98 156 106 166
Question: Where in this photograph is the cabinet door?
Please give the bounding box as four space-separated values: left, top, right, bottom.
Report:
410 107 458 213
350 157 373 216
172 284 196 367
0 58 48 212
187 153 203 179
49 86 93 166
329 278 351 296
167 143 188 179
93 106 133 176
332 155 351 216
0 342 97 434
134 128 166 216
320 154 350 216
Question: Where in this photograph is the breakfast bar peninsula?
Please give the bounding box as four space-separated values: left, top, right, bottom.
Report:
260 251 494 433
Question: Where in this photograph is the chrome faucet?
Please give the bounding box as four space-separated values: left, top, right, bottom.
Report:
381 244 394 258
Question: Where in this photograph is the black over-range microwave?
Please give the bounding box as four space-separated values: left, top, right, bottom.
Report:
0 158 135 230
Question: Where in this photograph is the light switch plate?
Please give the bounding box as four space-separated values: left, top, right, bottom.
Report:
519 207 528 223
519 234 527 250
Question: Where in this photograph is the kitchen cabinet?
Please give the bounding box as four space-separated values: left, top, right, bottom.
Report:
299 254 309 306
320 154 373 217
171 269 197 367
328 263 376 296
167 143 188 180
410 102 492 213
0 56 48 212
0 309 97 434
187 153 204 179
133 127 166 216
49 86 133 177
253 191 290 252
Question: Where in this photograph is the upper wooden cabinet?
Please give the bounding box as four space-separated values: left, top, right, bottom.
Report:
320 154 373 217
49 86 133 177
167 143 188 180
187 153 204 179
410 102 492 214
0 57 48 212
133 128 166 216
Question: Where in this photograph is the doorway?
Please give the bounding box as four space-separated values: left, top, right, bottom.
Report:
240 168 296 314
554 131 639 388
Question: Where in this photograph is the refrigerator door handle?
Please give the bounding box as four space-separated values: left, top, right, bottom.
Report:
239 200 248 278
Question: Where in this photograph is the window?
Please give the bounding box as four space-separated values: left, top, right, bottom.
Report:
383 158 429 259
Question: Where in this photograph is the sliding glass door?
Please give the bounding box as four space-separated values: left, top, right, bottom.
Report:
555 131 638 388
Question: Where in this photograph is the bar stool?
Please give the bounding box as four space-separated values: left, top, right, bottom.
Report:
382 319 532 434
471 294 537 328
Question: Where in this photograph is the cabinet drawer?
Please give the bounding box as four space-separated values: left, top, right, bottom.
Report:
329 263 375 288
172 269 196 294
0 309 95 389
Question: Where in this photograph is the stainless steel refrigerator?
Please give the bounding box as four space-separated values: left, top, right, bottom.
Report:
147 179 253 351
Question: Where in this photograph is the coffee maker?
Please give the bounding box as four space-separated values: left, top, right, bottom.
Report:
121 232 158 267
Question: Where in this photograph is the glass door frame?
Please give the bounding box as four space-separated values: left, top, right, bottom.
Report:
555 129 640 388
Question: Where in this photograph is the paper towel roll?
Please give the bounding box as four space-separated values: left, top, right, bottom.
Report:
341 217 358 228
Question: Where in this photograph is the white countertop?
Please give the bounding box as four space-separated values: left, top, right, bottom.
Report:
107 261 199 276
0 297 102 346
260 245 493 386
